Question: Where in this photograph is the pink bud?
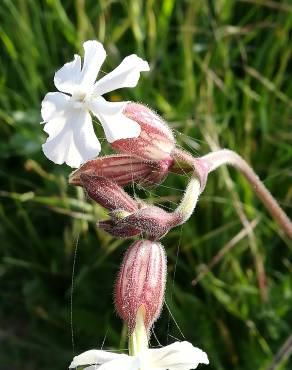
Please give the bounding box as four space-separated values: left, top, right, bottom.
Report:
80 174 138 212
69 154 170 188
99 205 181 240
139 157 173 188
111 103 176 162
115 240 167 334
98 219 140 238
77 174 182 239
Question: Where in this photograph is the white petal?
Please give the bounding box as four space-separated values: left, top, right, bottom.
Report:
43 116 67 138
41 92 70 122
93 54 149 96
99 113 141 143
54 54 82 94
80 40 106 88
89 96 126 115
42 108 101 168
69 349 128 368
89 99 141 143
148 341 209 370
98 357 139 370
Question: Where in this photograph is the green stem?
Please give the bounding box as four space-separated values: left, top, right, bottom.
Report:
174 176 201 225
129 306 148 369
202 149 292 239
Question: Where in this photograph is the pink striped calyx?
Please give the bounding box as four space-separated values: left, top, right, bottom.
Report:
79 174 138 213
79 173 182 240
112 103 176 162
115 240 167 334
69 154 171 188
99 204 181 240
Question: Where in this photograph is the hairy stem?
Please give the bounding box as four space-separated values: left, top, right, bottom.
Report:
129 306 148 369
174 176 201 225
201 149 292 239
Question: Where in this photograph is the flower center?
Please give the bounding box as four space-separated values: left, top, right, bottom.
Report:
71 90 89 109
72 90 86 101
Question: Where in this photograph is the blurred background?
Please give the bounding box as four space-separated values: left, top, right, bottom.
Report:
0 1 292 369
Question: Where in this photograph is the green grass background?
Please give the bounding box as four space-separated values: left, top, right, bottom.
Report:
0 0 292 369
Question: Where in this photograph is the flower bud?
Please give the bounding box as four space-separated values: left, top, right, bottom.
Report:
112 103 176 162
138 158 173 188
78 173 181 239
80 174 138 212
99 205 181 240
69 154 170 188
99 219 140 238
115 240 167 334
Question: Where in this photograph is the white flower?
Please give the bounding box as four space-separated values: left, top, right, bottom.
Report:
41 40 149 168
69 341 209 370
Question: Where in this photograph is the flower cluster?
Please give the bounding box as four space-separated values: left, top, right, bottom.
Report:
41 39 292 370
41 40 209 370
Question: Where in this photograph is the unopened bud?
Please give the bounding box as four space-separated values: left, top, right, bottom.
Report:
80 174 138 212
138 158 173 188
100 205 181 240
112 103 176 162
69 154 170 188
98 219 140 238
115 240 167 334
78 174 181 239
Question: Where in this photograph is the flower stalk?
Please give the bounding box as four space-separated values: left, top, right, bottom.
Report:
170 147 292 239
128 307 148 359
201 149 292 239
49 40 289 370
174 176 201 225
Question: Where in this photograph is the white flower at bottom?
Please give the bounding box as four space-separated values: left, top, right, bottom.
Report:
69 341 209 370
41 40 149 168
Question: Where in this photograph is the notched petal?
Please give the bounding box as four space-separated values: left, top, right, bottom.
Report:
149 341 209 369
42 110 100 168
54 54 82 94
93 54 149 96
80 40 106 88
69 349 129 368
90 99 141 143
41 92 70 122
